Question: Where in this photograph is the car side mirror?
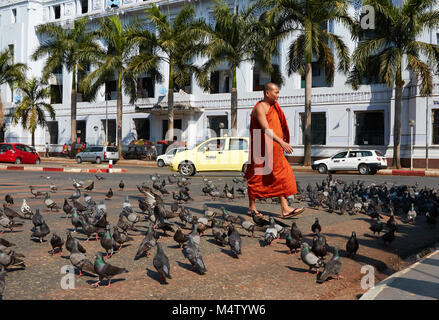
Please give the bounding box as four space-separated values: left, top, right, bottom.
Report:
203 147 207 152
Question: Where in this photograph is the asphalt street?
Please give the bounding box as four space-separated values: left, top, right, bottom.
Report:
0 168 438 300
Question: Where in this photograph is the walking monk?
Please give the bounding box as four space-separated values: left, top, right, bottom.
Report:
244 82 305 218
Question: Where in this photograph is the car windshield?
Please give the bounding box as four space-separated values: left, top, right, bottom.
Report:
107 147 118 152
375 150 385 157
332 151 348 159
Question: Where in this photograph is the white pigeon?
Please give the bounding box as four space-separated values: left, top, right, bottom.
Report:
72 179 84 189
97 200 106 214
50 183 57 193
407 203 417 224
20 199 33 218
122 196 131 209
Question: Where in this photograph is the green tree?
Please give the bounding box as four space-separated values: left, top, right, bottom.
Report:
0 48 27 134
32 18 100 145
349 0 439 168
80 15 154 155
12 77 56 147
200 0 281 136
263 0 351 166
127 4 206 141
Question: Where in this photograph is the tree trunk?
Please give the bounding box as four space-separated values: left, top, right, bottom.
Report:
31 131 35 147
393 81 404 169
71 65 77 145
167 63 174 143
117 71 123 155
231 66 237 136
303 62 312 166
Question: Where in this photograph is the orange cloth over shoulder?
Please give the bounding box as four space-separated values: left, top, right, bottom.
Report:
244 100 297 200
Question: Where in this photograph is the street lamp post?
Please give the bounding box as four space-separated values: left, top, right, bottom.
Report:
409 120 415 170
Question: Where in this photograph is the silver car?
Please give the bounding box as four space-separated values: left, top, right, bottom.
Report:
76 146 119 164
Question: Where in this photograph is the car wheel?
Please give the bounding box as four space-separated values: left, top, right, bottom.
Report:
369 169 377 175
14 157 21 164
242 163 248 173
76 157 82 164
179 162 195 176
96 157 102 164
157 159 165 167
35 158 41 165
318 164 328 174
358 164 369 175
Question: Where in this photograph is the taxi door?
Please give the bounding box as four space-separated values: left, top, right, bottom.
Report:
195 138 228 171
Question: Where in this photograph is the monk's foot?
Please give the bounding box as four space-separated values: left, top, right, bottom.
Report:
281 207 305 218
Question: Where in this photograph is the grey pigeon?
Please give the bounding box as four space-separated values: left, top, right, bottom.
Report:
50 233 64 255
66 231 86 253
0 250 25 270
264 217 278 246
153 242 172 284
112 226 133 251
32 208 44 229
317 246 342 283
0 267 5 298
92 252 128 288
212 227 228 247
173 227 188 249
134 225 157 259
100 225 117 258
227 224 242 258
69 240 95 276
31 221 50 243
182 237 207 275
301 242 324 274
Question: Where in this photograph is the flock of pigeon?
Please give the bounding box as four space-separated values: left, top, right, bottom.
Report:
0 171 438 298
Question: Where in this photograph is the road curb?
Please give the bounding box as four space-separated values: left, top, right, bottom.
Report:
0 165 127 174
360 249 439 300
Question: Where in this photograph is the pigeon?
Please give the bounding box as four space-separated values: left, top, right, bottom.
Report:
286 222 302 254
70 208 82 233
29 186 45 198
193 216 210 236
92 252 128 288
100 225 117 258
135 225 157 259
63 199 73 219
301 242 324 274
69 240 95 277
317 246 343 283
0 238 15 252
264 217 278 246
72 179 84 189
212 226 228 247
0 212 22 234
182 237 207 275
3 204 24 220
20 199 33 219
188 223 200 247
105 188 113 200
173 227 189 249
227 224 242 258
72 199 87 213
203 204 217 219
31 208 44 229
346 231 359 258
312 232 327 260
112 226 133 250
66 231 86 253
31 221 50 243
0 250 25 270
250 210 270 227
44 193 60 212
50 233 64 255
119 180 125 191
95 174 105 181
85 181 94 191
386 213 398 232
50 183 57 193
5 194 14 206
78 216 99 242
381 228 396 245
153 242 172 284
68 188 81 201
0 267 5 297
406 203 417 224
369 217 384 236
237 216 265 238
311 218 322 234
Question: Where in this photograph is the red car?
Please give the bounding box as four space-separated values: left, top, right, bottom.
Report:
0 143 41 164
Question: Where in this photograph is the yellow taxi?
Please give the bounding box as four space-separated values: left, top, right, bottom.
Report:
169 136 249 176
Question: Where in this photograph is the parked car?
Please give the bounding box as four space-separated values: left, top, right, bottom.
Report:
170 136 249 176
0 143 41 164
156 147 187 167
76 146 119 164
122 145 157 160
311 149 387 175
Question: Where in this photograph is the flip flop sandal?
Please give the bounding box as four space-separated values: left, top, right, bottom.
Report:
248 209 264 217
281 207 305 219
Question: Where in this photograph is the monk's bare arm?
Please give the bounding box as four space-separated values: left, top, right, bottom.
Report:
254 103 293 154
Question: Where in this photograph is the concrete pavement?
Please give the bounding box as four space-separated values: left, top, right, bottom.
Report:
361 247 439 300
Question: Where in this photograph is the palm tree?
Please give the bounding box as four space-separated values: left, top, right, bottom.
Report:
200 0 281 136
349 0 439 169
0 48 27 136
11 77 56 147
32 17 100 145
127 4 206 141
80 15 150 155
262 0 351 166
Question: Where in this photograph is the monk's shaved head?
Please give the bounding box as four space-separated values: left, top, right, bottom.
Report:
264 82 278 96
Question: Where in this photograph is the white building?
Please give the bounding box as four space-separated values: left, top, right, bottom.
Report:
1 0 439 167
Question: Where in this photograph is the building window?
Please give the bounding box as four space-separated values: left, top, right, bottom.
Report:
47 121 59 144
50 85 63 104
76 120 86 144
54 5 61 19
354 111 384 145
81 0 88 14
101 119 116 145
11 9 17 23
137 77 154 98
432 109 439 145
208 115 228 138
162 119 182 140
133 118 150 140
300 112 326 145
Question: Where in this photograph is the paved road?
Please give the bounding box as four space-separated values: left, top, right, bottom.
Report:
0 170 438 300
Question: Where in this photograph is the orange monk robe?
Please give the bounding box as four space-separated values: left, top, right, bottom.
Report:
244 101 297 200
